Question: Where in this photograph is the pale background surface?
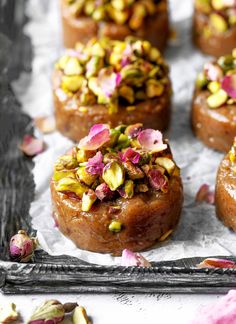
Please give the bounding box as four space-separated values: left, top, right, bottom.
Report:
1 0 233 322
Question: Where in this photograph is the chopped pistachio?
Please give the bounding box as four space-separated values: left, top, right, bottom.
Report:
76 167 97 186
53 170 75 181
62 75 84 92
116 134 130 149
81 190 97 212
109 220 122 233
210 13 228 33
123 179 134 198
136 184 149 192
57 55 69 70
149 47 161 62
196 72 208 89
207 89 228 108
76 149 94 163
124 161 144 180
73 306 89 324
146 79 164 98
78 106 88 113
54 154 78 170
129 3 146 30
155 157 175 175
64 57 83 76
218 55 234 72
56 177 88 198
195 0 211 13
102 161 125 190
92 6 106 21
119 85 135 103
107 129 121 148
109 8 129 25
108 205 121 214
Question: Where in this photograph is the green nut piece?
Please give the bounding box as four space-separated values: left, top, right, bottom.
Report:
196 72 208 89
81 190 97 212
86 56 103 78
53 170 75 181
111 0 126 11
108 101 119 114
124 180 134 198
120 65 145 86
73 306 89 324
207 89 228 108
129 3 146 30
208 81 221 94
119 85 135 104
61 75 84 92
107 129 121 147
233 49 236 59
124 161 144 180
211 0 226 10
102 161 125 191
84 1 95 15
149 47 161 62
54 155 78 170
90 42 105 57
56 55 69 70
109 220 122 233
136 184 149 193
146 79 164 98
76 149 94 163
103 153 120 163
76 167 97 186
56 177 88 198
218 55 234 72
195 0 211 13
64 57 83 76
116 134 130 149
109 8 129 25
209 13 228 33
229 15 236 26
92 6 106 21
155 157 175 175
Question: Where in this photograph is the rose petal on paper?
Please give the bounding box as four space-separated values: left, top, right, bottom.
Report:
121 249 151 268
78 124 110 151
195 184 215 205
221 75 236 99
138 129 167 153
191 290 236 324
204 62 223 82
197 258 236 269
148 169 167 190
86 151 104 175
20 135 44 156
120 148 140 164
34 116 56 134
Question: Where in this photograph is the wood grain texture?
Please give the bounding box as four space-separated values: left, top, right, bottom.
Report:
0 0 236 295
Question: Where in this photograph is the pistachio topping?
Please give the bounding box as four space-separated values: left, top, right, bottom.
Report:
66 0 163 29
53 124 177 213
195 0 236 34
196 48 236 108
55 37 169 114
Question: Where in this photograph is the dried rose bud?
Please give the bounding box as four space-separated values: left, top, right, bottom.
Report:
195 184 215 205
121 249 151 267
28 300 78 324
9 230 37 263
197 258 236 269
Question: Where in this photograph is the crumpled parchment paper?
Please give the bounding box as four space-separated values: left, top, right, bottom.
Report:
12 0 236 265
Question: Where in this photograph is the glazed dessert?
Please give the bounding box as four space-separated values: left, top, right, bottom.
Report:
53 37 171 142
191 49 236 152
193 0 236 57
215 138 236 231
50 123 183 255
61 0 169 51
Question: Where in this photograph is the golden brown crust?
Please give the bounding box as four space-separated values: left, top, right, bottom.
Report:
60 0 169 51
50 174 183 255
191 89 236 152
193 9 236 57
215 155 236 232
52 69 171 142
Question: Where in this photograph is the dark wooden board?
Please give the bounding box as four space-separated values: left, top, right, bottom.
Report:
1 0 236 295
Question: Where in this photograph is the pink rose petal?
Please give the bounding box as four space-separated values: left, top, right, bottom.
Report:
120 148 140 164
191 290 236 324
195 184 215 205
148 169 167 190
138 129 167 153
197 258 236 269
34 116 56 134
95 183 114 201
86 151 104 175
78 124 110 151
98 69 121 97
121 249 151 268
221 75 236 99
20 135 44 156
204 62 223 82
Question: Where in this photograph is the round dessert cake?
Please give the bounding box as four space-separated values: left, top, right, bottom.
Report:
60 0 169 51
50 123 183 255
193 0 236 57
191 49 236 152
215 138 236 231
53 37 172 142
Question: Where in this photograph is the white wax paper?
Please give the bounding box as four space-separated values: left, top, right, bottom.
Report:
12 0 236 265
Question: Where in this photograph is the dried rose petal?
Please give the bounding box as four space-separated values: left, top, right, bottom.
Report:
9 230 36 262
197 258 236 269
121 249 151 267
20 135 44 156
138 129 167 153
204 62 223 82
221 75 236 99
98 69 121 97
95 183 114 201
148 169 167 190
86 151 104 175
195 184 215 205
34 116 56 134
120 148 140 164
78 124 110 151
